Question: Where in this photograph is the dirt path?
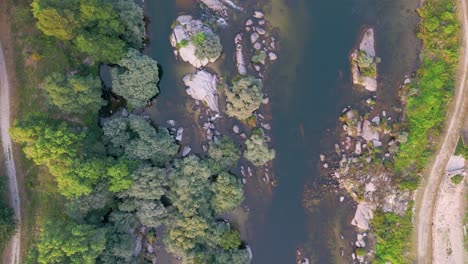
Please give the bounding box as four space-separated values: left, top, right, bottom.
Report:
415 0 468 262
432 164 465 264
0 41 21 264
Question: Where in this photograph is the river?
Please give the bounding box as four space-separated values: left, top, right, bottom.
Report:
145 0 421 263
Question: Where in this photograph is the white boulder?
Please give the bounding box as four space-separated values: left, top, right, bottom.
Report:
183 70 219 112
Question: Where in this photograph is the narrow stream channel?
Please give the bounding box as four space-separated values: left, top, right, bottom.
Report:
145 0 421 263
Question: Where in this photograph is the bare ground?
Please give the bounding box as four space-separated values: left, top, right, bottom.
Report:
415 0 468 262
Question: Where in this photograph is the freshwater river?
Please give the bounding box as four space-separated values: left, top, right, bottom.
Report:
145 0 420 263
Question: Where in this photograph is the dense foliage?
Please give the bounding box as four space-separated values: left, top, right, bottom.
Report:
225 75 263 120
191 32 222 60
395 0 460 181
43 72 105 114
0 177 16 252
455 137 468 158
372 209 413 264
111 49 160 109
244 130 276 166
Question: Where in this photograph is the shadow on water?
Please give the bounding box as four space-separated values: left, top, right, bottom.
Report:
144 0 421 263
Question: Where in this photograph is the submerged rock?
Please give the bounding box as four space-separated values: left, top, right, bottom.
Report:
350 28 378 92
183 70 219 112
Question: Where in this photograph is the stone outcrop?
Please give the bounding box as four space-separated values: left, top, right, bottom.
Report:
235 33 247 75
199 0 243 16
183 70 219 112
350 28 378 92
170 15 222 68
351 202 374 230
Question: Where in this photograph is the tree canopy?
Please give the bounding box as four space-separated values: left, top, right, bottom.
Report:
43 72 105 114
111 49 160 109
225 76 263 120
244 130 275 166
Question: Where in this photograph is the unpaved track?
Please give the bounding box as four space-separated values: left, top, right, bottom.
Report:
415 0 468 262
0 41 20 264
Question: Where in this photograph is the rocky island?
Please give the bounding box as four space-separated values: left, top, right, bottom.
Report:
350 28 379 92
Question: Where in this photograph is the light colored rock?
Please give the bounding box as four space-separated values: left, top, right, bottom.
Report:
359 28 375 57
382 190 410 215
268 52 277 61
253 11 264 18
167 120 176 126
183 70 219 112
256 27 266 35
246 19 253 26
356 234 366 247
371 116 380 125
250 32 259 44
320 154 325 162
233 125 239 133
362 120 379 142
261 123 271 130
254 65 261 71
373 140 382 147
351 28 377 92
351 202 374 230
199 0 228 16
365 182 377 192
263 97 269 104
170 16 221 68
254 43 261 50
340 196 344 202
182 146 191 157
259 20 265 25
235 34 247 75
404 78 411 84
355 141 362 155
176 127 184 141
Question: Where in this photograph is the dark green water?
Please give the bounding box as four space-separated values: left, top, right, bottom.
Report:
146 0 420 263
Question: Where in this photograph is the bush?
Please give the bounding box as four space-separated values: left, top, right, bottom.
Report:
225 76 263 120
450 175 464 185
244 130 275 166
192 32 222 60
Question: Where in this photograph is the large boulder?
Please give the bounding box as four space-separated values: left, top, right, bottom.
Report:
361 120 379 142
170 16 222 68
183 70 219 112
351 202 374 230
350 28 378 92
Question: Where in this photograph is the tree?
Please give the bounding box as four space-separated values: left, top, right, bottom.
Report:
34 8 78 40
211 173 244 214
44 79 99 117
105 158 135 192
75 0 126 63
119 199 169 228
0 207 15 251
192 32 222 60
207 137 240 174
102 116 178 166
121 163 170 200
166 215 210 254
111 49 160 109
244 130 275 166
65 183 114 221
225 76 263 120
111 0 145 49
37 219 107 264
168 156 213 218
213 249 251 264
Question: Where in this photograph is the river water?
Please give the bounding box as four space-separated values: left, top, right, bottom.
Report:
145 0 421 263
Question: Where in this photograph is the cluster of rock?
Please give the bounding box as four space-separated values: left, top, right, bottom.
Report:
317 74 416 262
170 15 222 68
199 0 243 16
134 226 158 263
234 11 278 77
350 28 378 92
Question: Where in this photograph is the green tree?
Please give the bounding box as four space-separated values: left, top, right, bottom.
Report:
225 76 263 120
192 32 222 60
207 137 240 174
211 173 244 214
34 8 78 40
121 163 170 200
42 72 105 114
244 130 275 166
111 49 160 109
111 0 145 49
103 116 178 166
37 219 107 264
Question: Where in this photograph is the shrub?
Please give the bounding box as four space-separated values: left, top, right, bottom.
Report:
450 175 464 185
192 32 222 60
244 130 275 166
225 76 263 120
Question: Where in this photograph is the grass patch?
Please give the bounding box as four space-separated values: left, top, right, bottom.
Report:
395 0 461 179
450 174 464 185
372 205 413 264
455 137 468 158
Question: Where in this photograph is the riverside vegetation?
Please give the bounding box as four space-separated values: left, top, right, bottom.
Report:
6 0 254 263
374 0 461 262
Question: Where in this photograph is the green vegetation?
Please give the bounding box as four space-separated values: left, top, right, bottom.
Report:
191 31 222 60
8 1 250 263
43 72 105 114
450 174 464 185
455 137 468 158
111 49 160 109
356 50 377 78
225 75 263 120
0 176 16 251
251 51 267 64
244 129 276 166
395 0 460 179
372 208 413 264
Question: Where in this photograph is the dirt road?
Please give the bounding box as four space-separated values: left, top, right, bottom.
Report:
415 0 468 262
0 41 21 264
